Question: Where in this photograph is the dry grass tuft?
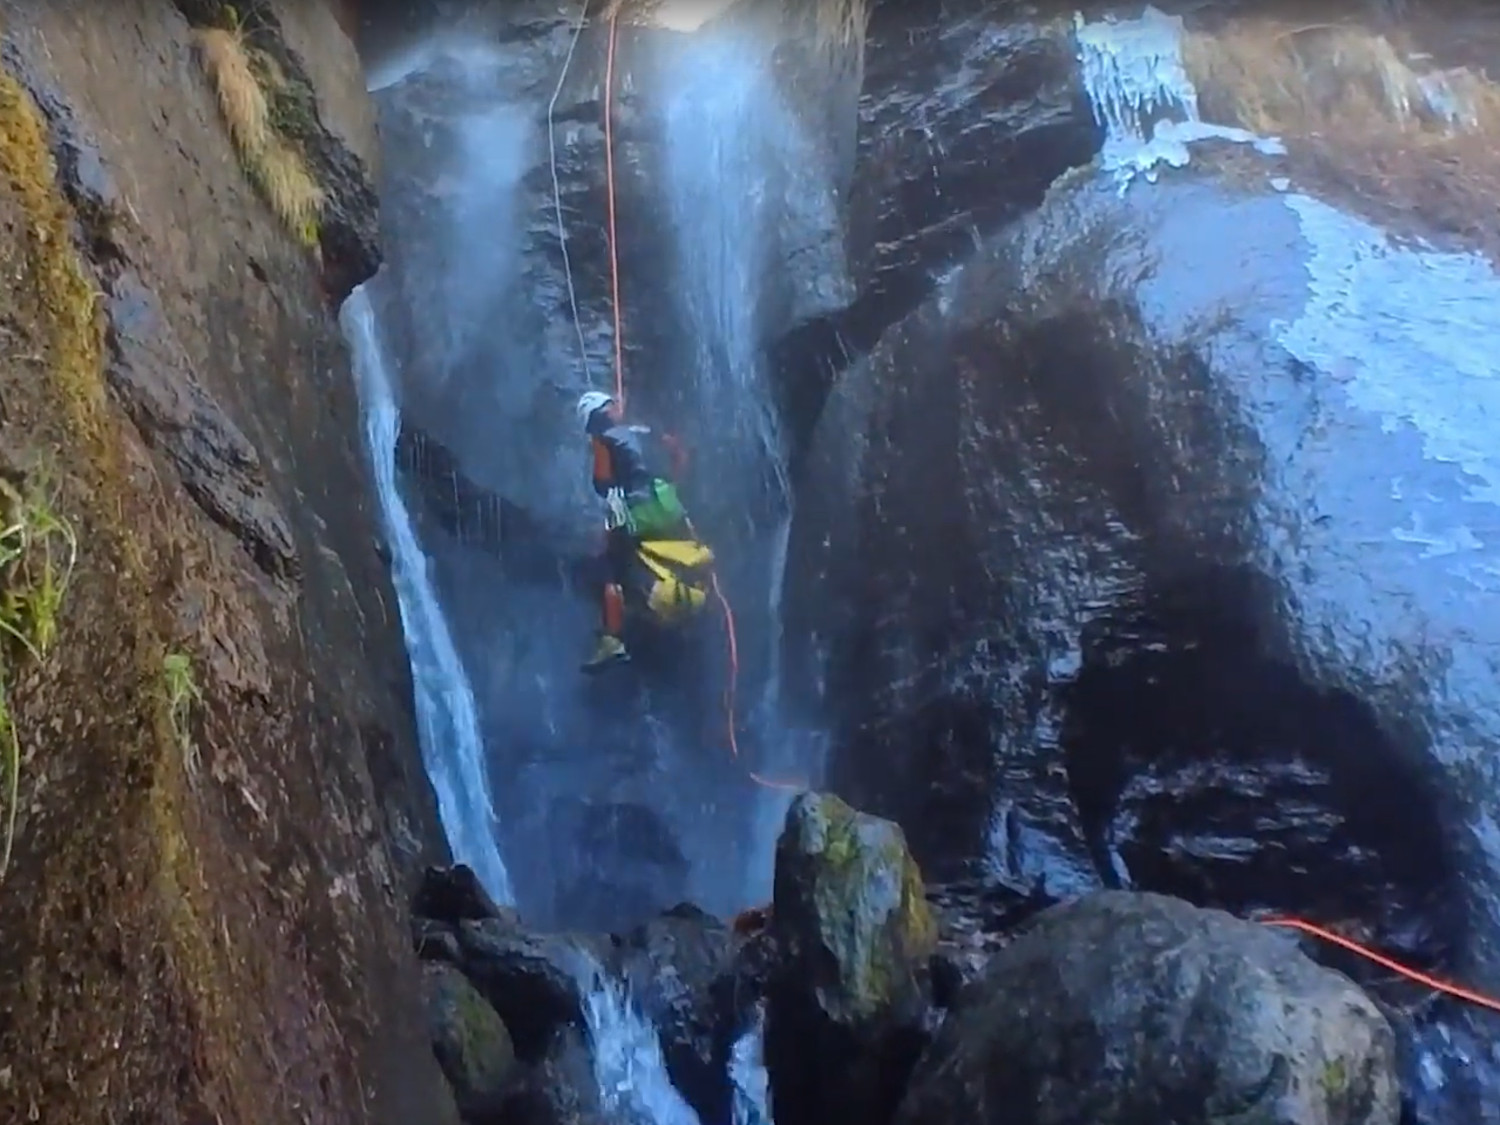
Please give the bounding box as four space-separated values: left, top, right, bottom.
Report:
1182 21 1500 143
193 25 323 246
1183 18 1500 261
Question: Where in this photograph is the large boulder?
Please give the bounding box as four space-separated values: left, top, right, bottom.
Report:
453 917 613 1060
422 961 517 1118
896 891 1399 1125
765 792 938 1125
785 0 1480 994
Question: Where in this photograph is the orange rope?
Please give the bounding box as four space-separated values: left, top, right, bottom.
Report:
1260 916 1500 1015
601 8 803 795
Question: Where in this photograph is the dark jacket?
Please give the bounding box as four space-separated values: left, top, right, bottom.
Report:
589 422 685 501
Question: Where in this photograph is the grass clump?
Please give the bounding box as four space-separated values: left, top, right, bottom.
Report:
162 650 204 780
0 475 77 884
193 21 324 247
1181 21 1500 142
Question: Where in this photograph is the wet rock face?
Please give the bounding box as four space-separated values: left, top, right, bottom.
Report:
771 0 1103 462
492 1026 610 1125
766 792 938 1125
895 891 1400 1125
0 2 453 1123
788 86 1476 949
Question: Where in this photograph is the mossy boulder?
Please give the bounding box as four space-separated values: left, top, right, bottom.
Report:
422 961 516 1116
765 791 938 1125
894 891 1399 1125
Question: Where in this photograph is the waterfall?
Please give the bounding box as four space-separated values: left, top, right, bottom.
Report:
342 284 515 904
659 24 828 906
584 969 703 1125
729 1003 772 1125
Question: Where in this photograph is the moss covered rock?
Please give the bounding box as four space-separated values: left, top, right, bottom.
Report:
423 961 516 1116
765 791 938 1125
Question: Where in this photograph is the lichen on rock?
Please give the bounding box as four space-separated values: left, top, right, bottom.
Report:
775 790 936 1022
766 790 938 1125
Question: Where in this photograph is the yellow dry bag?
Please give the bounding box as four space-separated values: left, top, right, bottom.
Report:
636 538 715 626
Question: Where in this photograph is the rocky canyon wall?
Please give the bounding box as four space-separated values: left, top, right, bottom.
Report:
0 2 454 1123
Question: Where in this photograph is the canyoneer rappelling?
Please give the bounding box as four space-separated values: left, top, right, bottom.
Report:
576 389 716 673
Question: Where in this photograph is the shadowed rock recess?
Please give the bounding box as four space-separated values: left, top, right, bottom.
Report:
4 0 1499 1123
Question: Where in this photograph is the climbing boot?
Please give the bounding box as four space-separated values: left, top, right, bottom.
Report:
581 633 630 674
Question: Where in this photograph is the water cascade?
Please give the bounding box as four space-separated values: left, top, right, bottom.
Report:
654 19 836 906
343 283 515 903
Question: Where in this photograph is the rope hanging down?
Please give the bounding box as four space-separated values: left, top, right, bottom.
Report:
599 7 802 793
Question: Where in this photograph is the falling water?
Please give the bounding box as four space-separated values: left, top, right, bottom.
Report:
342 284 515 904
584 968 703 1125
659 24 826 907
729 1003 772 1125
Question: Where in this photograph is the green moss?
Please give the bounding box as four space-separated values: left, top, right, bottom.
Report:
0 75 109 450
799 794 937 1020
454 979 511 1075
1320 1057 1348 1097
430 967 514 1098
0 58 248 1109
0 474 77 883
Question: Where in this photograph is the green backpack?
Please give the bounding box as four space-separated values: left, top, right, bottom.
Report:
627 478 688 538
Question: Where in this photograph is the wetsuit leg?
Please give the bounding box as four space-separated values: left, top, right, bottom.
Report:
602 526 637 636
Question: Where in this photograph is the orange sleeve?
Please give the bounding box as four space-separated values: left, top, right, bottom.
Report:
590 435 612 495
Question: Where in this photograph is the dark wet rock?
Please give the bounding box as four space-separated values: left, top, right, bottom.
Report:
26 86 303 586
455 916 612 1061
423 960 517 1118
104 273 302 582
788 159 1470 946
414 916 464 964
770 1 1103 463
925 879 1057 1006
766 792 938 1125
616 903 750 1125
895 891 1400 1125
415 863 513 926
491 1025 608 1125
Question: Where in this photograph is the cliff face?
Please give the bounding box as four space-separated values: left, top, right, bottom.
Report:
0 3 454 1124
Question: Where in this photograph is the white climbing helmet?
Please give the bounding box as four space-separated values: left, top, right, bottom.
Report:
576 390 615 431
